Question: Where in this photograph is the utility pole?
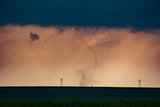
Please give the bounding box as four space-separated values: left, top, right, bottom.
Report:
60 78 63 86
138 79 141 87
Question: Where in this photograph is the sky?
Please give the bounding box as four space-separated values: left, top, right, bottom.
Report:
0 0 160 87
0 0 160 28
0 25 160 87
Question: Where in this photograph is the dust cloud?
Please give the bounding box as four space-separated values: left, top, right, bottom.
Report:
0 25 160 87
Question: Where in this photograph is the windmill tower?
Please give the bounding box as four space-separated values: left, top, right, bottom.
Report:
138 79 141 87
60 78 63 86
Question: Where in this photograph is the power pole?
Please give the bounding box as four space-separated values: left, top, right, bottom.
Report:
138 79 141 87
60 78 63 86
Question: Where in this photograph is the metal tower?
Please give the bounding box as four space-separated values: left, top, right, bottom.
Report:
138 79 141 87
60 78 63 86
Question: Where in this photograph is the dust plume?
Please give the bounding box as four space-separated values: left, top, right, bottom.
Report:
0 25 160 87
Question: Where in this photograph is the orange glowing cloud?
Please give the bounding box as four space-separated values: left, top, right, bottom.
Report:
0 25 160 87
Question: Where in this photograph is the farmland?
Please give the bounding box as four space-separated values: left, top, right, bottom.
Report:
0 87 160 107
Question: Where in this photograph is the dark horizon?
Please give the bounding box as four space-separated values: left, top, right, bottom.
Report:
1 87 160 98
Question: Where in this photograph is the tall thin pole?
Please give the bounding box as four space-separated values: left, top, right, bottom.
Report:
138 79 141 87
60 78 63 86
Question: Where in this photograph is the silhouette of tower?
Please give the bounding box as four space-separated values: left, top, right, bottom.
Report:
138 79 141 87
60 78 63 86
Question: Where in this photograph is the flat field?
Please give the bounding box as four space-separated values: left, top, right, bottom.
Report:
0 87 160 107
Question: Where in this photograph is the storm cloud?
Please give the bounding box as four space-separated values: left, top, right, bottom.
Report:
0 25 160 87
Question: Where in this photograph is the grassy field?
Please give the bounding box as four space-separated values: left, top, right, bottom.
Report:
0 98 160 107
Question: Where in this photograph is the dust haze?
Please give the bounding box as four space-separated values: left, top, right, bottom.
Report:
0 25 160 87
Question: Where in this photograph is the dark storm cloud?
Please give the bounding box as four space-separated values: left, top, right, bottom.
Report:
0 0 160 28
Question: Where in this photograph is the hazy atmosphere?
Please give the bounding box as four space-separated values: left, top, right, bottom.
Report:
0 25 160 87
0 0 160 87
